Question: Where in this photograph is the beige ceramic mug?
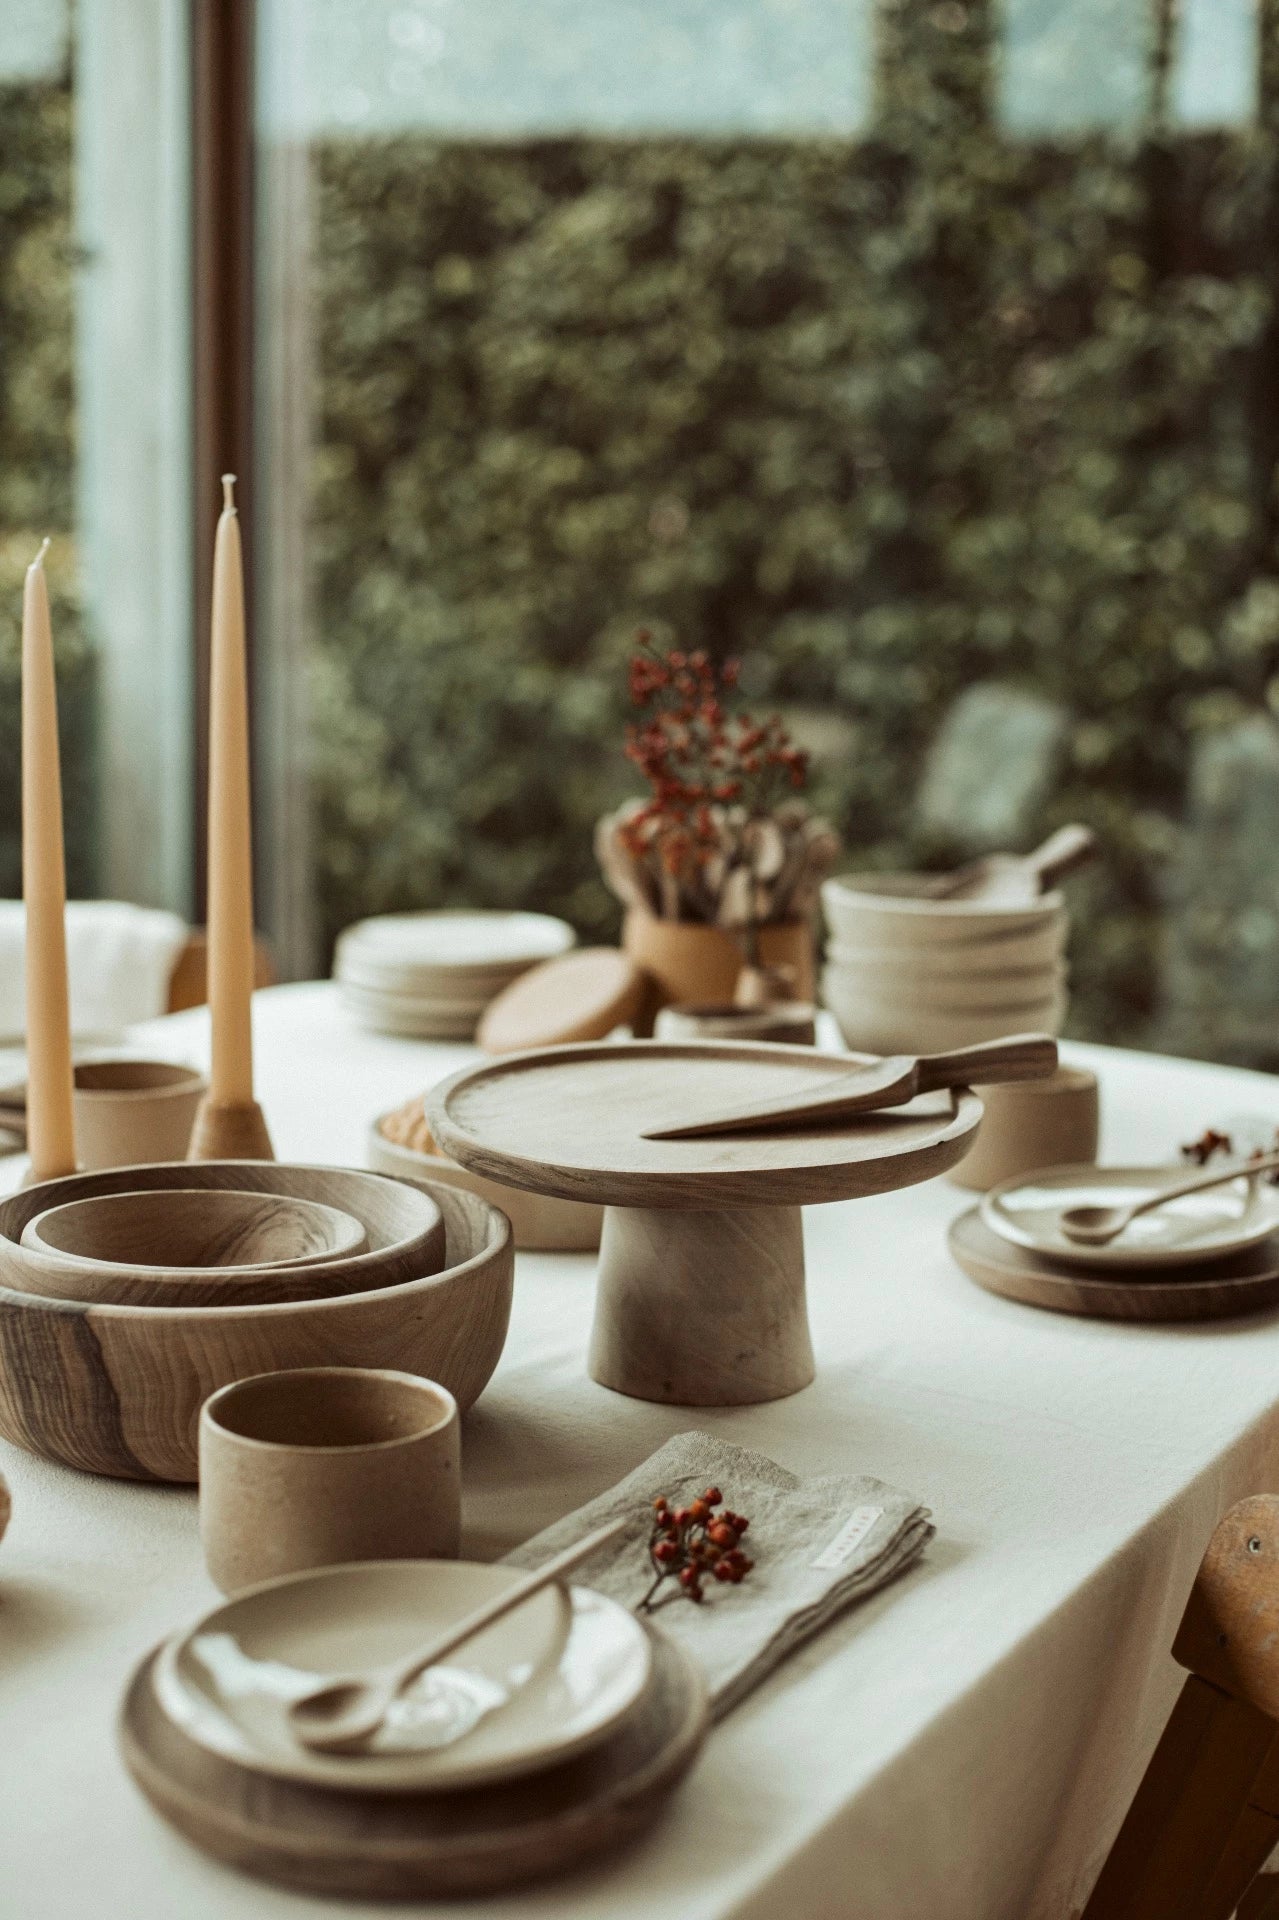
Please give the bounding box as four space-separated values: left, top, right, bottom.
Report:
72 1058 207 1169
199 1367 461 1594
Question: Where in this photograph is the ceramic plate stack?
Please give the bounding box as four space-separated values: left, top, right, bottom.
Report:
0 1162 514 1481
120 1560 709 1897
334 912 576 1040
821 872 1068 1054
949 1161 1279 1321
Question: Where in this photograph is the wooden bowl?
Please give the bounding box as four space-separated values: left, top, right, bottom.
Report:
0 1176 513 1483
368 1118 602 1254
0 1163 444 1311
17 1191 371 1308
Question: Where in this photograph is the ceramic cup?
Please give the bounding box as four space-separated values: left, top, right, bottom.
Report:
199 1367 461 1594
946 1065 1100 1193
72 1059 207 1169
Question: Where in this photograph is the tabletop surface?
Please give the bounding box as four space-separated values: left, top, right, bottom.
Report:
6 982 1279 1919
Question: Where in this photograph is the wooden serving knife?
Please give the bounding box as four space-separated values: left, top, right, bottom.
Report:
643 1033 1059 1140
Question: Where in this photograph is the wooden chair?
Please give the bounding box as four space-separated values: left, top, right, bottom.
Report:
1083 1495 1279 1918
166 931 277 1013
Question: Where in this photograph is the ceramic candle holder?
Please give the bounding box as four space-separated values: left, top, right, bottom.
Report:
200 1367 462 1594
654 1002 818 1046
946 1065 1100 1193
72 1059 207 1170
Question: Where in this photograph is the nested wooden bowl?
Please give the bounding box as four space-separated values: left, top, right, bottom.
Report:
17 1191 371 1308
0 1164 443 1310
0 1170 512 1482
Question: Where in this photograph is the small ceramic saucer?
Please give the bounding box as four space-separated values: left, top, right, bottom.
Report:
152 1560 652 1794
982 1162 1279 1269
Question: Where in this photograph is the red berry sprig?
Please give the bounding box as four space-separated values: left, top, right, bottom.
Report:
638 1487 754 1611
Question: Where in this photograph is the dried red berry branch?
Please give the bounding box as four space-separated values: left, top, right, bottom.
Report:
638 1487 754 1611
1180 1125 1279 1183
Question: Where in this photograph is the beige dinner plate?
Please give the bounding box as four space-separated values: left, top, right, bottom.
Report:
982 1162 1279 1269
153 1560 652 1793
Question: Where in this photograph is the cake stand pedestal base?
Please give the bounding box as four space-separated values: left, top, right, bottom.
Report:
589 1203 814 1406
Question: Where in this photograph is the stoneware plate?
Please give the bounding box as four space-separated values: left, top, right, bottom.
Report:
981 1162 1279 1269
336 911 575 973
153 1560 652 1793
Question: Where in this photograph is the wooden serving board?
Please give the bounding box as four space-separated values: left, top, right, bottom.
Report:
120 1623 708 1899
428 1041 984 1210
950 1208 1279 1322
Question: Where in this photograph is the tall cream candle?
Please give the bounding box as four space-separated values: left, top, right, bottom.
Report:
22 540 76 1180
206 475 256 1107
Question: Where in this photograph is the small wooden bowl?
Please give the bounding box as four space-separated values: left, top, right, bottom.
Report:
0 1176 512 1482
368 1116 602 1253
17 1191 371 1308
0 1164 444 1311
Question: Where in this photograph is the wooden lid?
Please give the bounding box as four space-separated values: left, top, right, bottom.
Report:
477 949 645 1055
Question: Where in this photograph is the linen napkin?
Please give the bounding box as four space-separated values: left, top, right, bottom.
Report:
0 900 188 1040
502 1431 933 1718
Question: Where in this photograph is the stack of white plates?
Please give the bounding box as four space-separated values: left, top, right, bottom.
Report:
821 872 1068 1054
334 911 576 1039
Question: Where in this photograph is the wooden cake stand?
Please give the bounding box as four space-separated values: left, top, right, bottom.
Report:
427 1042 983 1406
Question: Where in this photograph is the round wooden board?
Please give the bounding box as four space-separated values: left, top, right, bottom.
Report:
119 1623 709 1900
950 1208 1279 1321
477 948 645 1054
428 1042 984 1209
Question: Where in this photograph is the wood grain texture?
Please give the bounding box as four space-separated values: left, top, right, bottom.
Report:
948 1209 1279 1322
427 1042 983 1210
0 1174 511 1482
368 1120 602 1252
0 1164 442 1310
119 1623 708 1898
24 1189 366 1274
590 1204 813 1405
188 1095 274 1162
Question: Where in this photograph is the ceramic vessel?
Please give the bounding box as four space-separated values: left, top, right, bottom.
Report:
200 1368 461 1593
621 909 814 1029
654 1001 818 1045
72 1058 206 1169
0 1175 512 1481
947 1065 1100 1192
821 976 1068 1055
822 873 1065 947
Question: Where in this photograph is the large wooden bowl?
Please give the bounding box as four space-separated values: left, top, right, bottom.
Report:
0 1175 512 1483
0 1164 444 1310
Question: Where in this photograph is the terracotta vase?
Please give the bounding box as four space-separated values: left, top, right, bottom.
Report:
622 910 815 1032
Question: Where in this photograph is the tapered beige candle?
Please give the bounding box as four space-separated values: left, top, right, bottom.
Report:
22 540 76 1180
206 475 256 1107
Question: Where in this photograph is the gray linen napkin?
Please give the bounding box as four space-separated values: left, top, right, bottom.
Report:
502 1431 933 1718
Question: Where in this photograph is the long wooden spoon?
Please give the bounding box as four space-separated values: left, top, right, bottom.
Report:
922 824 1097 904
644 1033 1058 1141
287 1515 631 1755
1059 1151 1279 1246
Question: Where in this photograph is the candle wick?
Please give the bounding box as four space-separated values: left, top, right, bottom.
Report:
29 537 50 571
221 474 237 513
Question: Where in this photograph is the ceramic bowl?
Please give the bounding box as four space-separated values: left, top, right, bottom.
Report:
821 981 1068 1055
368 1119 602 1253
0 1176 513 1483
821 963 1065 1014
822 873 1066 947
0 1162 445 1311
824 918 1067 975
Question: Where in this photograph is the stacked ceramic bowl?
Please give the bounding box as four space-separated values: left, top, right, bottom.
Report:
821 872 1068 1054
334 910 576 1039
0 1161 513 1482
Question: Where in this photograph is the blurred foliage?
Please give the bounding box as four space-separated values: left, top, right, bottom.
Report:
0 74 97 897
309 0 1279 1050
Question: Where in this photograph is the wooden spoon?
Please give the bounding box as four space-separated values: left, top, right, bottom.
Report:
643 1033 1058 1140
1059 1151 1279 1247
287 1515 631 1755
922 824 1097 903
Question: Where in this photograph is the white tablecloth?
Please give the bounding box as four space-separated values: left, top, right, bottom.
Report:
5 981 1279 1920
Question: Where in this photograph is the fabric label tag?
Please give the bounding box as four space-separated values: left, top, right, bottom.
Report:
810 1505 885 1571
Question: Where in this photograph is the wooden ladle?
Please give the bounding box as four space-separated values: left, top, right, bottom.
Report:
287 1515 630 1755
1059 1151 1279 1247
644 1033 1058 1141
922 823 1097 904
